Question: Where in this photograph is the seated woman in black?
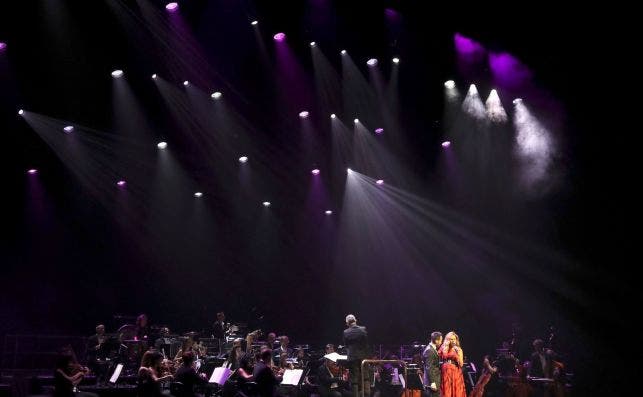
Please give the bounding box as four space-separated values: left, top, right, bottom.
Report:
138 350 173 397
174 351 207 397
54 351 97 397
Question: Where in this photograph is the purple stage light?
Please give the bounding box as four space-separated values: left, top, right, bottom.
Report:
239 156 248 163
299 111 309 119
262 201 271 207
27 169 38 175
330 114 336 119
194 192 203 197
211 91 222 99
367 58 378 66
0 42 6 51
310 41 316 47
183 80 189 86
311 169 320 175
353 118 359 124
325 210 333 215
165 2 178 12
273 32 286 42
157 141 167 149
442 141 451 148
392 57 400 64
251 20 258 26
117 180 126 186
489 52 532 88
376 179 384 185
513 98 523 105
341 50 347 55
454 33 485 56
444 80 456 89
63 126 74 133
111 70 123 78
18 109 24 116
347 168 352 174
152 74 157 79
375 128 384 135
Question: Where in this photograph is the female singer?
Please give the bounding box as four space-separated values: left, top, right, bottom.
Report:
439 331 467 397
138 350 173 397
469 355 497 397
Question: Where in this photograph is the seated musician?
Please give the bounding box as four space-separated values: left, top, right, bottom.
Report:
154 327 173 356
528 339 554 379
317 355 351 397
86 325 108 376
135 314 150 341
175 336 195 363
253 349 282 397
174 351 207 397
273 335 293 365
54 349 96 397
138 350 174 397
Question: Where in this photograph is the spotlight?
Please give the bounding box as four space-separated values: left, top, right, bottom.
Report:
152 74 157 79
468 84 478 95
347 168 352 173
513 98 523 105
194 192 203 197
116 180 126 186
325 210 333 215
444 80 455 89
157 141 167 149
375 128 384 135
367 58 378 66
63 126 74 133
251 20 258 26
441 141 451 148
239 156 248 163
111 70 123 78
330 114 336 119
262 201 271 207
0 42 6 51
353 118 359 124
341 50 347 55
376 179 384 185
299 111 309 118
165 2 178 11
183 80 189 86
310 41 316 47
18 109 24 115
273 32 286 42
211 91 222 99
311 169 320 175
27 169 38 175
392 57 400 64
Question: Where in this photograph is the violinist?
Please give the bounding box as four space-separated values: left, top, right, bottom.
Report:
318 352 351 397
53 349 95 397
138 351 173 397
253 349 281 397
174 351 207 397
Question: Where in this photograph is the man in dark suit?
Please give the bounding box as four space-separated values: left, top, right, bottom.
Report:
342 314 369 397
422 331 443 397
253 349 282 397
528 339 553 378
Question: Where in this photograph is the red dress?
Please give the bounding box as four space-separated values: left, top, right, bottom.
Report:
440 349 467 397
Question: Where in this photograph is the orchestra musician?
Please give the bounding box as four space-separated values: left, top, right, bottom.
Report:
154 327 173 356
174 351 208 397
273 335 293 365
86 325 109 377
528 339 554 379
212 312 227 340
135 314 150 341
253 349 282 397
318 343 350 397
468 355 497 397
343 314 370 397
54 348 95 397
138 350 173 397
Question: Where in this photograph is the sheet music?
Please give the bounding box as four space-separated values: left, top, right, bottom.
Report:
109 364 123 384
323 352 347 362
398 373 406 388
280 369 303 386
209 367 232 384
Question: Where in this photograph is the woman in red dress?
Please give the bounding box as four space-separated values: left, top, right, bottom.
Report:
439 331 467 397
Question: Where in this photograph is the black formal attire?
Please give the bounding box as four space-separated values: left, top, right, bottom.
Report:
317 363 351 397
175 366 206 397
212 322 226 340
252 361 279 397
422 344 441 397
343 325 369 397
528 351 553 378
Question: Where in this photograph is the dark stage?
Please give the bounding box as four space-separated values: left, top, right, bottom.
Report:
0 1 623 396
